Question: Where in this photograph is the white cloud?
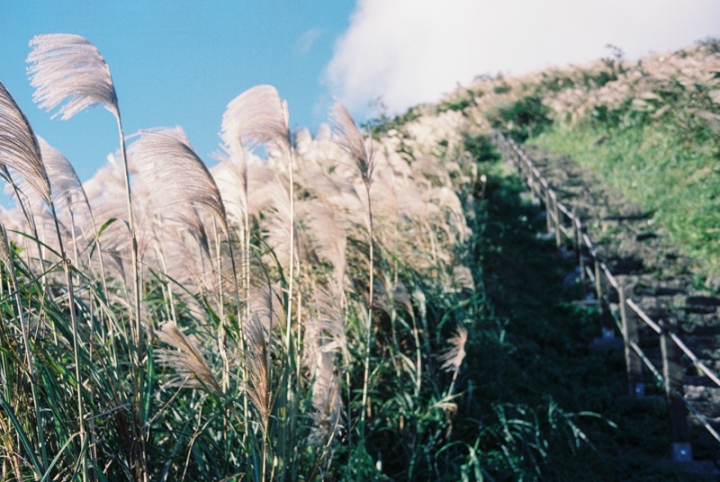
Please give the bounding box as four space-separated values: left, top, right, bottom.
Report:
325 0 720 115
296 28 323 55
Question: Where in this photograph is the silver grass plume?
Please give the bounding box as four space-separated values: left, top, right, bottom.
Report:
0 81 86 469
330 101 376 435
263 180 294 269
156 321 221 395
0 82 52 204
220 84 290 324
129 127 228 234
452 265 475 292
242 250 276 328
221 84 291 156
219 84 291 221
304 283 347 368
439 326 468 373
309 352 344 447
131 127 234 402
27 33 119 119
0 85 59 299
243 314 271 426
28 41 144 473
36 137 97 263
213 154 248 228
329 101 374 186
0 223 12 268
37 136 91 215
297 200 347 288
303 282 346 448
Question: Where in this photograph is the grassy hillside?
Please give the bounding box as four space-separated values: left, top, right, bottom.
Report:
438 39 720 276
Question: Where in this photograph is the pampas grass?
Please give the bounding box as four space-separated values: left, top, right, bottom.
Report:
330 100 377 441
156 321 221 395
28 33 147 481
0 31 482 482
0 82 52 204
27 33 119 120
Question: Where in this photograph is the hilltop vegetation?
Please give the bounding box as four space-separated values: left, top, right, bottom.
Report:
438 39 720 276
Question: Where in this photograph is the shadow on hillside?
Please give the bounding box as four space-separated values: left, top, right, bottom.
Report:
467 163 717 480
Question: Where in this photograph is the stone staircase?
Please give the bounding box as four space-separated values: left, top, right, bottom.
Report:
520 142 720 462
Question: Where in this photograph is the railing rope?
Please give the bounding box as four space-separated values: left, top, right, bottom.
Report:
679 391 720 445
600 263 620 290
630 339 664 385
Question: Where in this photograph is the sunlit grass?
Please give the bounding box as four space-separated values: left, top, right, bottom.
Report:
531 121 720 275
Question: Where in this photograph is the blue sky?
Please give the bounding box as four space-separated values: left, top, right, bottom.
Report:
1 1 719 182
0 1 354 180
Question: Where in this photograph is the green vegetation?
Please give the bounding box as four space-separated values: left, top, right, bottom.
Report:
3 32 718 482
439 39 720 276
488 96 552 143
531 121 720 274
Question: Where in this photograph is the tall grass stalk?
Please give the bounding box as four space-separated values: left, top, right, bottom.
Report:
330 101 375 439
27 34 148 479
49 202 87 482
0 224 47 472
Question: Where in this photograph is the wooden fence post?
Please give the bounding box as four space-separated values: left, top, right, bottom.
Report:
619 284 644 397
544 186 553 234
525 162 534 196
595 260 614 338
574 212 585 284
660 319 692 462
533 170 542 204
549 189 562 248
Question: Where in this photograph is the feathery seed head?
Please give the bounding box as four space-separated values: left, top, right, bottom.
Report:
130 127 228 235
329 101 374 186
221 84 290 157
243 315 271 425
27 33 119 120
439 326 468 373
37 136 90 216
0 82 52 205
0 223 12 268
156 321 221 395
309 352 344 447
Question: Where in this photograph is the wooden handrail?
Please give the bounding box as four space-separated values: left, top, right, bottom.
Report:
626 299 662 334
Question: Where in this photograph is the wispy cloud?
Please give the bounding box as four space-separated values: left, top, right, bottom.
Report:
325 0 720 115
296 28 323 55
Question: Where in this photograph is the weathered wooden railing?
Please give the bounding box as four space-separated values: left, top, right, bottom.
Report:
491 130 720 462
